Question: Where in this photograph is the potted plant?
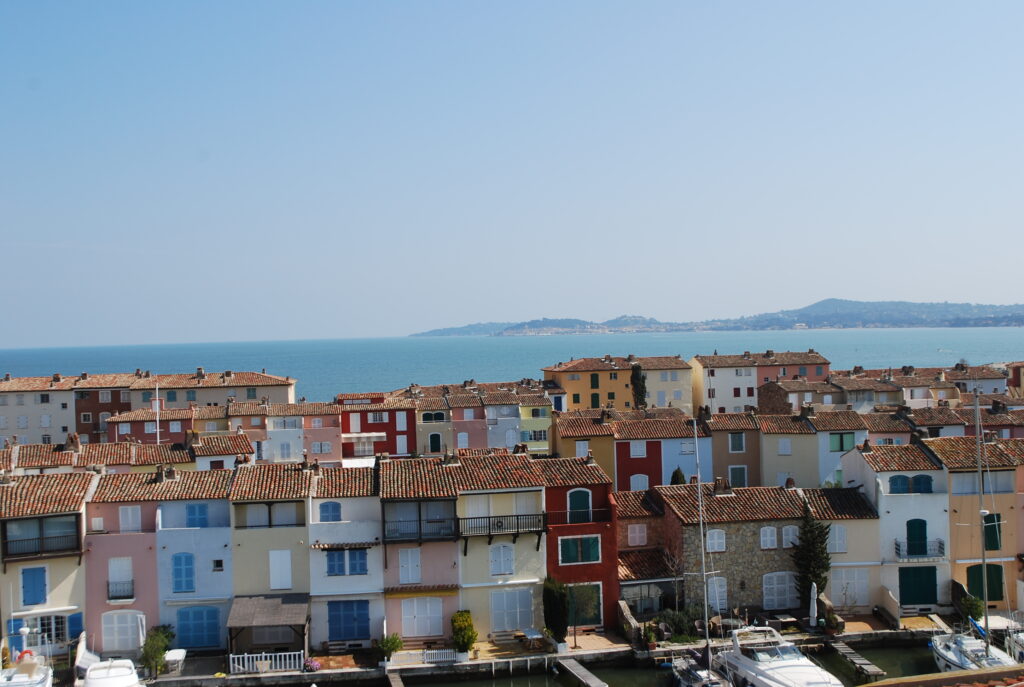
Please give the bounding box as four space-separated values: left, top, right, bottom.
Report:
824 612 841 637
378 633 403 668
643 623 657 651
303 657 321 673
451 610 478 662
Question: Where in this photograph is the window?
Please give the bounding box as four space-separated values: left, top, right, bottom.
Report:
735 369 743 377
399 548 421 583
319 501 342 522
457 432 469 449
177 606 220 648
590 373 599 389
39 414 51 428
80 412 93 424
311 417 323 429
729 432 745 453
172 553 195 592
799 366 807 377
119 390 130 402
186 390 197 402
572 394 581 405
492 588 533 631
763 571 799 610
782 525 799 548
312 441 333 454
531 407 548 418
118 423 130 435
37 393 50 404
96 390 111 403
401 596 442 637
422 411 444 423
816 366 824 376
212 559 224 571
706 529 726 552
661 372 670 382
828 525 847 553
889 475 910 494
707 388 716 399
246 388 258 400
629 474 649 490
559 535 601 564
590 393 600 408
145 422 157 434
707 577 728 613
0 396 6 406
21 567 46 605
829 433 855 452
673 390 683 400
326 549 368 576
16 416 27 429
568 489 593 523
530 429 547 442
575 440 590 457
747 387 754 397
141 392 153 403
732 387 741 398
777 438 792 455
18 614 69 646
166 390 177 402
119 506 141 533
15 394 24 406
780 367 787 377
729 465 748 487
984 513 1002 551
328 600 370 640
489 544 514 575
629 440 646 458
279 442 291 460
186 503 208 528
40 435 51 445
760 526 777 549
169 421 181 433
371 412 388 423
102 611 144 652
250 417 261 426
911 475 933 493
567 374 580 381
627 524 647 546
609 372 618 380
0 417 6 429
607 392 615 400
708 369 715 377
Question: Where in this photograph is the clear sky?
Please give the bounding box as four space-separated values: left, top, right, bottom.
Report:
2 2 1022 347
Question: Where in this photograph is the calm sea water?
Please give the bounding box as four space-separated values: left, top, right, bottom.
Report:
0 328 1021 402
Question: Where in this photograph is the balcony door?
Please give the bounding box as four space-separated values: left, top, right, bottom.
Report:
906 519 927 557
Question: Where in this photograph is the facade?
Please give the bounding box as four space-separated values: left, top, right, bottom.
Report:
128 369 295 410
861 413 913 447
68 373 136 445
705 412 762 487
611 417 711 491
757 380 843 414
636 356 693 415
828 377 903 412
517 395 553 454
806 410 869 486
898 406 967 438
108 406 230 444
542 357 635 411
755 413 818 487
0 374 76 446
690 350 829 416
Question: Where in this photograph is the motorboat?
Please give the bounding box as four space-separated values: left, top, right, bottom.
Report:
72 633 142 687
0 651 53 687
711 626 843 687
672 648 732 687
931 630 1016 672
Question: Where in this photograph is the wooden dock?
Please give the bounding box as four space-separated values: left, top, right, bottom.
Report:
831 641 887 682
557 658 609 687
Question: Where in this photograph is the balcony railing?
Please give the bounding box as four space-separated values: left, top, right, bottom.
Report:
458 513 546 537
894 538 945 559
383 518 457 542
108 580 134 600
547 509 613 526
3 534 80 557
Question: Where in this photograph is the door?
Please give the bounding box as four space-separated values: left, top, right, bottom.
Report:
968 563 1005 602
428 433 442 453
491 589 533 632
831 568 869 609
328 600 370 641
269 550 292 589
505 429 518 448
401 597 442 637
898 566 937 605
108 557 133 599
568 489 592 523
464 495 490 535
657 391 666 406
906 519 927 556
395 435 408 454
350 414 361 432
177 607 220 648
590 393 600 409
102 611 145 652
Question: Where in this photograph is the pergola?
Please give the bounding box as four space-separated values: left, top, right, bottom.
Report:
226 594 310 655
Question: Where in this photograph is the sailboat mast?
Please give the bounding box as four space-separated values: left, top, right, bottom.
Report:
974 391 991 653
694 415 711 647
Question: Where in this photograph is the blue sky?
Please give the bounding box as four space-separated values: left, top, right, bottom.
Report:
2 2 1022 346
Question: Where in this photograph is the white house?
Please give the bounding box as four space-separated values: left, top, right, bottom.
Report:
0 375 76 446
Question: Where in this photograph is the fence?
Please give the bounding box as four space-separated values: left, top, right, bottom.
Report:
422 648 456 664
229 651 304 674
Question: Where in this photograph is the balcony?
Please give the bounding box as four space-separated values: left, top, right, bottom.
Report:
108 580 134 601
3 534 80 557
458 513 546 537
383 518 457 542
894 538 945 560
547 509 613 526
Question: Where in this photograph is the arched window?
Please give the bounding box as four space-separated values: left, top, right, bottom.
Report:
760 526 778 549
706 529 726 552
707 577 728 612
629 474 649 491
489 544 514 576
172 553 195 593
319 501 341 523
782 525 799 548
568 489 592 524
889 475 910 494
911 475 933 494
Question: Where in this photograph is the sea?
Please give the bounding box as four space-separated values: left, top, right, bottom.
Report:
0 327 1021 403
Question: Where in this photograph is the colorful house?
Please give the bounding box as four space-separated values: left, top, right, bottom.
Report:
806 410 868 486
861 413 913 447
704 412 761 487
755 413 818 487
517 395 553 454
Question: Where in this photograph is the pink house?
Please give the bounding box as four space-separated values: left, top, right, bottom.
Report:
444 395 489 452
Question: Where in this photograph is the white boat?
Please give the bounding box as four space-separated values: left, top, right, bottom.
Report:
72 633 142 687
932 630 1016 672
672 650 732 687
711 626 843 687
0 652 53 687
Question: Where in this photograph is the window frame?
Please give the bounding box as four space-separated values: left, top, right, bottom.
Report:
706 528 726 552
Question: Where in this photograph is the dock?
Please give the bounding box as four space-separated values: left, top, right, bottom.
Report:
830 641 887 682
557 658 609 687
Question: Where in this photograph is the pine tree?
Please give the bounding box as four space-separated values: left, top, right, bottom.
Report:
791 501 831 610
631 364 647 409
670 467 686 485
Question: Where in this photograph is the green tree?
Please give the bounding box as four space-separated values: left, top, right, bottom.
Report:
670 467 686 485
543 576 569 643
451 610 478 652
631 365 647 409
140 625 175 677
790 502 831 610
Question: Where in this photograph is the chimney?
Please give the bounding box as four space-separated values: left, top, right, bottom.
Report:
144 370 151 378
799 404 815 419
196 367 206 380
901 365 914 376
784 477 796 489
2 373 9 382
765 349 774 358
852 366 863 375
861 438 871 453
154 464 166 482
992 400 1007 415
983 430 998 445
742 351 751 359
0 471 11 486
165 465 177 481
225 370 233 379
65 433 82 454
713 477 732 495
312 460 321 474
51 373 61 383
585 449 595 465
689 475 698 484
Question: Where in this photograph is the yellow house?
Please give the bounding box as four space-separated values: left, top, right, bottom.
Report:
0 473 95 654
542 357 635 411
756 414 819 487
635 356 693 415
551 411 616 479
517 395 553 453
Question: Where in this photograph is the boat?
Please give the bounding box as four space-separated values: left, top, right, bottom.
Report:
711 626 843 687
932 628 1016 672
72 633 142 687
672 648 731 687
0 649 53 687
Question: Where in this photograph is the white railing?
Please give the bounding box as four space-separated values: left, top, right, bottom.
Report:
229 650 304 674
423 648 456 664
391 648 456 666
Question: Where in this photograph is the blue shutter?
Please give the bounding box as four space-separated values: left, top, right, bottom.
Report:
7 619 24 652
326 551 345 576
173 553 195 592
186 504 208 528
67 612 84 640
327 601 342 641
21 568 46 606
319 502 341 522
348 550 368 575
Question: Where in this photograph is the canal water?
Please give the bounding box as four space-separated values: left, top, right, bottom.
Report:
409 666 671 687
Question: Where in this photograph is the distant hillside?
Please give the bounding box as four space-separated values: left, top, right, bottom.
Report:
409 299 1024 336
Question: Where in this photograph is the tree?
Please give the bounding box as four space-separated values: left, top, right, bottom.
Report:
670 467 686 485
790 502 831 610
543 576 569 643
631 365 647 409
451 610 478 652
140 625 175 677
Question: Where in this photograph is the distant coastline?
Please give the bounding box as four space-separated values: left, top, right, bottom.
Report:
410 298 1024 337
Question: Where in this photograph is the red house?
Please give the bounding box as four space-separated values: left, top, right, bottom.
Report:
336 393 416 458
535 456 620 631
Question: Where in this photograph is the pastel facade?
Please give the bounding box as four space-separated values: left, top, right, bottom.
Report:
128 369 296 410
0 375 76 446
517 396 553 453
542 357 634 411
691 350 829 415
705 412 761 487
756 414 819 487
807 411 869 486
636 356 693 415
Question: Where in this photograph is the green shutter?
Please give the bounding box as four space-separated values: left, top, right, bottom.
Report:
984 513 1002 551
590 393 600 409
967 563 1004 601
830 434 841 452
560 539 578 564
590 373 600 389
572 394 580 405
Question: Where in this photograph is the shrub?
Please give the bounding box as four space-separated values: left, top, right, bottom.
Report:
140 625 176 677
378 633 403 660
543 576 569 643
451 610 478 652
961 594 985 621
303 658 321 672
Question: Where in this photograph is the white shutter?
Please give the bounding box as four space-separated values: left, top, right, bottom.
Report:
395 435 408 454
108 557 133 583
350 414 361 432
575 440 589 456
760 527 777 549
401 598 417 635
91 517 105 532
627 524 647 547
708 577 728 613
425 597 442 636
119 506 141 533
269 550 291 589
466 495 490 519
778 438 792 455
514 492 535 515
399 548 421 584
828 525 847 553
396 412 407 431
271 502 297 526
782 525 799 548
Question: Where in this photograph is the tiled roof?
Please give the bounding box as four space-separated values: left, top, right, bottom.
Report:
480 392 520 406
859 444 940 472
614 490 662 518
516 394 552 407
861 413 912 434
227 402 356 417
379 457 459 499
0 375 77 392
229 463 314 501
705 413 759 432
801 488 878 520
696 350 829 368
888 375 957 390
618 548 673 582
445 395 483 408
612 418 709 440
315 467 375 499
69 373 138 389
379 455 546 499
335 392 390 402
91 470 232 503
923 437 1022 471
129 371 293 390
108 406 228 422
0 473 94 518
902 407 966 427
455 448 512 458
655 484 874 524
191 434 255 457
14 444 75 468
808 411 868 432
532 457 611 487
635 356 691 370
771 380 840 393
555 416 615 438
0 449 11 472
692 354 757 368
944 365 1006 381
413 397 450 411
960 394 1024 408
543 357 632 373
953 407 1023 426
755 415 815 434
828 377 901 393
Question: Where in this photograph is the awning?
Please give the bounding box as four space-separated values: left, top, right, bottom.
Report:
310 541 380 550
227 594 309 628
341 433 387 441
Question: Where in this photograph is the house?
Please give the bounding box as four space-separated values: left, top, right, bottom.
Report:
756 380 844 414
842 441 951 615
861 413 913 447
944 364 1008 395
611 414 711 491
887 373 960 409
754 350 831 386
68 373 136 445
636 356 693 414
551 410 617 478
108 406 230 444
704 412 762 487
614 490 673 618
535 456 619 630
227 463 314 655
336 395 416 460
447 395 488 453
755 412 818 487
542 356 636 411
128 368 296 410
806 410 868 486
308 467 383 650
826 376 902 412
480 392 522 451
954 401 1024 439
689 353 758 415
0 472 94 654
517 395 553 454
897 406 967 438
0 374 76 446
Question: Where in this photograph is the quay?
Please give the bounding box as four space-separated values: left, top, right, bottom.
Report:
830 640 886 682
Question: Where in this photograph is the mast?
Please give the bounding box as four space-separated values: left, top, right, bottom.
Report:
974 391 991 653
694 415 712 649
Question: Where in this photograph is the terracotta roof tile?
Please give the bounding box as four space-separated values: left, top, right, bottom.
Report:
612 418 709 440
655 484 874 524
808 411 868 432
771 380 841 393
828 377 901 393
315 467 375 499
13 444 75 468
923 436 1022 471
635 356 691 370
68 373 138 389
555 416 615 439
455 448 512 458
191 434 255 457
532 457 611 487
0 473 94 518
108 406 228 422
413 397 450 411
858 444 940 472
380 454 546 499
542 357 632 373
801 488 878 520
861 413 913 434
696 350 829 368
129 371 293 390
614 490 662 518
902 407 966 427
0 375 78 392
91 470 232 503
445 395 483 408
516 394 552 407
705 413 759 432
755 415 815 434
618 548 673 581
953 407 1023 427
229 463 314 501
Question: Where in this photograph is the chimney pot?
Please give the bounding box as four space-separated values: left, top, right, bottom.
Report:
785 477 796 489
